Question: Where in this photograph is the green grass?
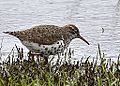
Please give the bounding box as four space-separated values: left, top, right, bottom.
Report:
0 44 120 86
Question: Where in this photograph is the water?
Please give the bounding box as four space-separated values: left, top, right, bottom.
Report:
0 0 120 60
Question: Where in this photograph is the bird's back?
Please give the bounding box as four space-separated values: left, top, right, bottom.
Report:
4 25 64 45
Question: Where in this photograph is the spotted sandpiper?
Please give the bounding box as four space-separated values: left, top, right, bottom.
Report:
3 24 89 63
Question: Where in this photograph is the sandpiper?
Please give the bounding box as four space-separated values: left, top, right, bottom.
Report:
3 24 89 63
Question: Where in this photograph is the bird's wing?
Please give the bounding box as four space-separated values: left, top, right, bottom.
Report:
5 25 63 45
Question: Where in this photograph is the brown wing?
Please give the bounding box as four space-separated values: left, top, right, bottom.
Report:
11 25 63 45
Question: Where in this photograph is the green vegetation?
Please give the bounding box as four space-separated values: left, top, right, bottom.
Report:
0 44 120 86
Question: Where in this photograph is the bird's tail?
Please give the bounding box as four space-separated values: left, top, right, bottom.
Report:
3 31 16 36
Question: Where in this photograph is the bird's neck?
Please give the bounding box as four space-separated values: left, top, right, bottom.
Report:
62 35 74 48
61 28 75 48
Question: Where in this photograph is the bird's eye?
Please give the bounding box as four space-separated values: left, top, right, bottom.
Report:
71 30 76 34
74 30 78 33
74 30 77 33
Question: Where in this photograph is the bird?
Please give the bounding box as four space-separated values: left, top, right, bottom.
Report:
3 24 89 63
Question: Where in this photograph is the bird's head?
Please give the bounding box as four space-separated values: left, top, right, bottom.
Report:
64 24 90 45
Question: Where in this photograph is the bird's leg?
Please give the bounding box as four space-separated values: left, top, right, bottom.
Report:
44 56 48 64
38 52 48 64
36 53 40 63
28 51 48 64
28 51 35 61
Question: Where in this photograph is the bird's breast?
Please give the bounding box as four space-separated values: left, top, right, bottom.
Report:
21 40 65 55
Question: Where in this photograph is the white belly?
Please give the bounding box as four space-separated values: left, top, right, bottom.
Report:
21 40 65 55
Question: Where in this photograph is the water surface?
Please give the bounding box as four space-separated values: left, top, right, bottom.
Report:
0 0 120 60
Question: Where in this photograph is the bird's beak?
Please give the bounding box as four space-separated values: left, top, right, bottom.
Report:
78 35 90 45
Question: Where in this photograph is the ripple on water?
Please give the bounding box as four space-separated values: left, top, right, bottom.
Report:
0 0 120 61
